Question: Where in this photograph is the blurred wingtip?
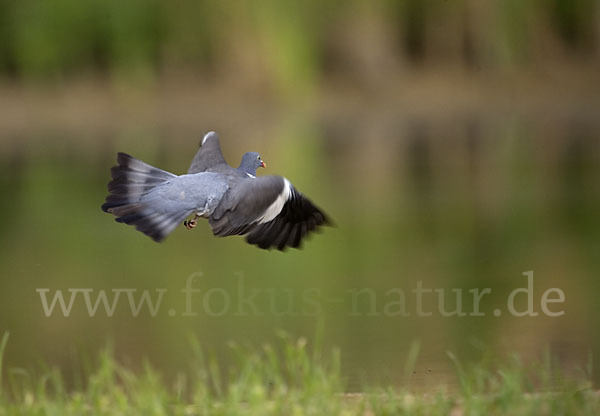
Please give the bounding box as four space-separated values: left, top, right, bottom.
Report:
201 131 218 146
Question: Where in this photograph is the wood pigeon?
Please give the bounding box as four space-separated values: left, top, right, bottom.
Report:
101 132 330 250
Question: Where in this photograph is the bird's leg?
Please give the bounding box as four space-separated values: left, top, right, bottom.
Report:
184 203 209 230
184 214 199 230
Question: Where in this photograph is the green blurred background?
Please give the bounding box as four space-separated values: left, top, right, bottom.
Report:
0 0 599 390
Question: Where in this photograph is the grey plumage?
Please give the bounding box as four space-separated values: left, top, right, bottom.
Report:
187 132 228 174
237 152 264 176
102 132 330 250
102 153 228 242
209 176 327 250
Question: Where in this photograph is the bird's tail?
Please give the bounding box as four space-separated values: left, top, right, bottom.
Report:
101 153 185 242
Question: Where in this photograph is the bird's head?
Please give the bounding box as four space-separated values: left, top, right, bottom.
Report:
238 152 266 176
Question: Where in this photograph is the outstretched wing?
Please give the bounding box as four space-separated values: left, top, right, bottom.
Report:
188 131 228 174
209 176 330 250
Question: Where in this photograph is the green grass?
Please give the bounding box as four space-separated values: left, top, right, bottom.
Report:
0 332 597 415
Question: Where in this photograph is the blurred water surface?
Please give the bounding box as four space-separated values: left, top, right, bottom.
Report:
0 99 598 391
0 0 599 392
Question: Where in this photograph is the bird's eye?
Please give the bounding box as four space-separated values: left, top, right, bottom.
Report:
257 156 261 160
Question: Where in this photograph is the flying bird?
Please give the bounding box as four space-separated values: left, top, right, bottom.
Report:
101 132 330 250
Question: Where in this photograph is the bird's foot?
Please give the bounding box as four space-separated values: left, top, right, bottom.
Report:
184 217 198 229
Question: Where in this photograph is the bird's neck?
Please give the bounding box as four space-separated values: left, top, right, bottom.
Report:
237 166 257 177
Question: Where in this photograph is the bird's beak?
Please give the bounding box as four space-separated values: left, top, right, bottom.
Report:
260 161 266 168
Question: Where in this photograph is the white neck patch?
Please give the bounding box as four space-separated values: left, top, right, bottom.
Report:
246 173 256 179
